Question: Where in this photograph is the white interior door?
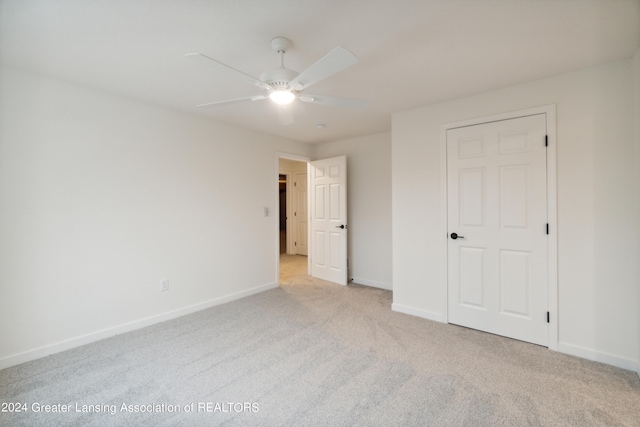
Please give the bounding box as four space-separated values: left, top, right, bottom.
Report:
310 156 348 285
294 172 308 255
447 114 548 346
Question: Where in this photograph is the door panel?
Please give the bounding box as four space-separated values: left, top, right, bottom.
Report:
459 246 486 309
294 172 308 255
310 156 347 285
330 183 341 219
330 232 341 268
314 230 325 266
447 114 547 346
499 250 530 316
315 185 325 219
500 166 530 229
459 169 485 226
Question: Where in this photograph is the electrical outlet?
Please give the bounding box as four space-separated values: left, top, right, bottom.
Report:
160 279 169 292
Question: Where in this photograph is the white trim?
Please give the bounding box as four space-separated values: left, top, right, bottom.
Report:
275 152 311 163
440 105 558 349
351 277 392 291
557 342 638 372
392 303 445 323
545 106 559 351
306 161 311 276
440 123 449 322
443 106 555 130
0 281 278 370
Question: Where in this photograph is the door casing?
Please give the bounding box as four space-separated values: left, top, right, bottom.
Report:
440 105 558 350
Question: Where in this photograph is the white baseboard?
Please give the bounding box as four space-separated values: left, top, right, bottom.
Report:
350 277 392 291
556 342 638 372
391 303 444 323
0 281 278 371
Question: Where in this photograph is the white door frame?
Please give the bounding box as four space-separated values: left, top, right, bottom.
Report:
276 153 311 283
439 105 558 350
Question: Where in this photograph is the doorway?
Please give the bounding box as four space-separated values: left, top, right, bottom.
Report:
278 157 309 284
276 154 350 287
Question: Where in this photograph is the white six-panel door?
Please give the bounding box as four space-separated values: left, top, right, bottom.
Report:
447 114 548 346
310 156 347 285
295 172 308 256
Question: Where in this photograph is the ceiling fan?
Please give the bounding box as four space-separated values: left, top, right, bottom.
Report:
185 37 369 114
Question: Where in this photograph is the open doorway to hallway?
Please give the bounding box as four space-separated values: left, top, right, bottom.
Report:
279 158 308 284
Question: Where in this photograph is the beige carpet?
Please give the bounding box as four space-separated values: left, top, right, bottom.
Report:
2 277 640 426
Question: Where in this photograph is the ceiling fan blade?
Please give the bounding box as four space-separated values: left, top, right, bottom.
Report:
299 94 369 110
288 46 358 91
185 52 272 92
196 95 267 108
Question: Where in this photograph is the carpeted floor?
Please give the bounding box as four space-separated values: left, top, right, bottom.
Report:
279 253 309 285
1 271 640 426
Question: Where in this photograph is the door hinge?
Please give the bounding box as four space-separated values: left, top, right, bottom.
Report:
294 182 297 187
546 223 549 235
294 212 297 216
294 242 297 246
547 311 550 323
545 135 548 147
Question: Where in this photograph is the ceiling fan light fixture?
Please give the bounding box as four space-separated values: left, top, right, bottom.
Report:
269 89 295 105
187 36 368 117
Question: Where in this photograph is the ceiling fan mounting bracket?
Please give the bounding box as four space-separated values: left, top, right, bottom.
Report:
271 37 292 53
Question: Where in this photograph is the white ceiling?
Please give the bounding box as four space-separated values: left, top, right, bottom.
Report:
1 0 639 144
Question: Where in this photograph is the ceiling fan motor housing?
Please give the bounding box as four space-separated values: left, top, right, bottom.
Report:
260 67 299 90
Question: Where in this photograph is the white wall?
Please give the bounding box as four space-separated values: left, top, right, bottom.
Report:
0 67 313 368
314 133 392 290
392 59 639 370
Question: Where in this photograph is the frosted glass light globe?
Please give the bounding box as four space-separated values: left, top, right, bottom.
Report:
269 90 295 105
